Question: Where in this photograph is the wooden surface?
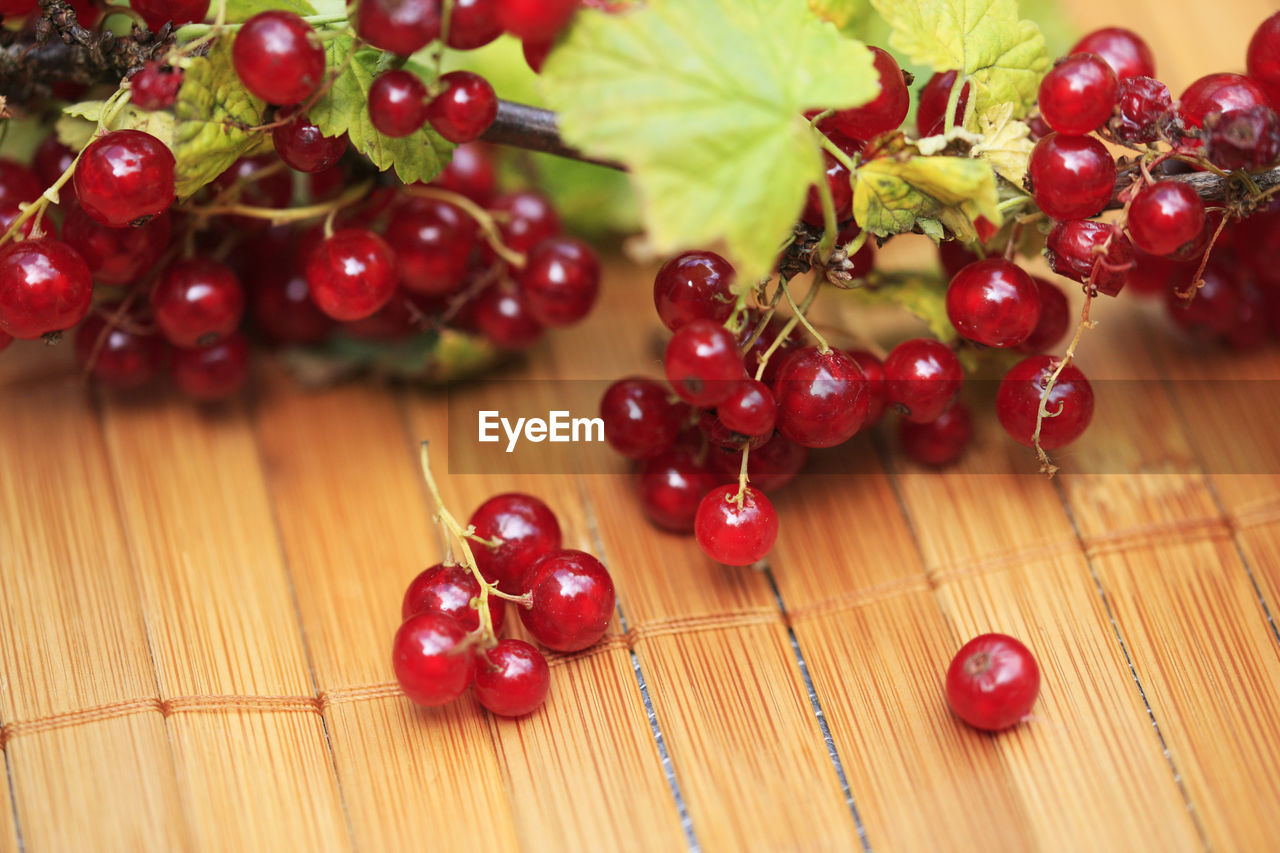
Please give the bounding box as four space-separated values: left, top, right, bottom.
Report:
3 1 1280 850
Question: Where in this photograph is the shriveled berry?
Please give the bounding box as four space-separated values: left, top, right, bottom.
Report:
1046 219 1133 296
1115 76 1172 143
520 549 615 652
1203 106 1280 172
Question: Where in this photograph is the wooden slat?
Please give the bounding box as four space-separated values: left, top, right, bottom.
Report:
0 768 15 853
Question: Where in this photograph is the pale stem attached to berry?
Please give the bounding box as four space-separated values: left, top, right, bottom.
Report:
181 180 373 226
780 276 829 353
404 185 527 268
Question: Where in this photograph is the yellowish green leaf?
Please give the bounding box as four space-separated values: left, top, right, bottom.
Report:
847 273 955 342
807 0 873 34
59 101 175 151
853 155 1001 241
222 0 317 22
970 102 1034 184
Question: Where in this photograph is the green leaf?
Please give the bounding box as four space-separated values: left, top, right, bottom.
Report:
221 0 317 22
870 0 1050 123
970 102 1034 185
807 0 873 34
309 33 454 185
542 0 880 287
847 273 955 342
58 101 175 151
284 329 502 383
172 38 269 198
853 155 1001 241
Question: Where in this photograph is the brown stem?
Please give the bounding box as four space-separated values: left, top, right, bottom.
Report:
479 100 623 170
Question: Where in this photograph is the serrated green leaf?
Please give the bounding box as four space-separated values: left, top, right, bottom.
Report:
309 33 453 185
853 155 1001 241
970 102 1034 184
60 101 175 150
870 0 1050 124
172 38 268 198
542 0 880 287
848 273 955 342
807 0 873 34
222 0 317 22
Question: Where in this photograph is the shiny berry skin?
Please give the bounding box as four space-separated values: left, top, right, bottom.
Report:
520 549 615 652
446 0 502 50
170 333 250 401
251 266 334 344
151 258 244 348
1027 133 1115 221
917 70 970 136
128 61 183 110
718 379 776 437
883 339 962 424
1116 76 1172 143
73 130 175 227
694 484 778 567
1070 27 1155 79
62 207 170 286
1203 106 1280 172
431 142 496 204
1015 278 1070 354
425 71 498 144
304 228 398 321
472 284 543 349
272 114 348 173
128 0 209 31
385 199 476 296
1045 219 1132 296
1127 181 1206 257
401 563 506 632
996 355 1094 449
946 258 1040 348
771 347 868 448
232 12 326 105
0 239 93 339
1037 53 1118 135
898 403 972 468
1248 12 1280 107
490 191 560 254
638 448 721 532
368 71 429 138
946 633 1040 731
1178 73 1270 129
357 0 440 54
495 0 576 42
801 152 853 228
74 309 166 389
468 493 561 594
600 377 686 460
474 639 550 717
653 250 735 331
827 47 909 140
518 237 599 326
392 611 475 707
845 349 886 425
32 139 75 204
664 319 745 407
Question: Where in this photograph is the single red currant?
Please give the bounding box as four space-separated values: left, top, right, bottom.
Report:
494 0 576 42
1178 73 1270 129
401 563 506 632
945 258 1041 348
845 349 886 425
446 0 503 50
0 239 93 339
518 237 600 327
468 493 561 594
1015 278 1070 354
996 355 1094 449
490 191 561 254
1037 53 1118 135
357 0 440 54
771 346 868 447
304 228 398 321
1115 76 1172 143
151 258 244 348
171 333 250 401
600 377 687 460
1027 133 1116 221
392 611 475 707
1203 106 1280 172
827 47 909 140
74 307 166 389
384 198 476 296
1127 181 1206 257
638 448 721 532
431 142 496 205
664 319 745 407
653 250 736 331
471 284 544 349
73 130 175 227
272 113 349 173
916 70 970 136
128 61 184 111
128 0 209 32
898 403 973 468
1248 12 1280 107
694 484 778 566
232 12 326 105
368 71 430 138
1164 262 1239 342
425 71 498 144
520 549 615 652
62 207 170 287
883 339 963 424
946 633 1040 731
1045 219 1133 296
474 639 550 717
1070 27 1155 79
717 379 777 437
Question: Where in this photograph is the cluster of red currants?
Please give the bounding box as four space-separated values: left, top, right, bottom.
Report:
393 486 616 717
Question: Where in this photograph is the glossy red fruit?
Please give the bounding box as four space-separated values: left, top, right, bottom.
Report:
32 139 75 205
1037 53 1118 135
469 493 562 594
491 191 560 255
1178 73 1270 129
232 12 326 105
845 349 886 425
251 266 334 344
273 114 348 173
430 142 496 204
946 633 1040 731
425 71 498 143
1027 133 1116 221
946 258 1041 348
638 448 721 532
518 237 599 326
883 339 962 424
472 284 543 349
357 0 440 54
664 319 745 407
170 333 250 401
771 346 868 448
0 239 93 339
520 549 615 652
801 152 853 228
392 611 475 707
898 403 972 467
495 0 576 42
1203 106 1280 172
1015 278 1070 354
653 250 735 331
401 563 506 632
1116 76 1172 143
474 639 550 717
152 258 244 348
74 308 166 389
128 61 184 110
600 377 686 460
1045 219 1133 296
827 46 909 140
368 70 429 138
304 228 398 321
1127 181 1205 257
1248 12 1280 107
446 0 502 49
128 0 209 31
694 484 778 566
917 70 970 136
718 379 776 437
1070 27 1154 79
73 130 175 227
385 198 476 296
996 355 1094 449
62 207 170 286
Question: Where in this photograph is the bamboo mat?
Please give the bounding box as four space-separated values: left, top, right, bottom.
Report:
3 1 1280 849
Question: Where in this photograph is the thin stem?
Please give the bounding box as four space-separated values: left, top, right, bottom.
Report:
781 277 828 353
173 12 348 41
733 444 751 506
404 185 527 268
181 180 372 225
1030 291 1093 477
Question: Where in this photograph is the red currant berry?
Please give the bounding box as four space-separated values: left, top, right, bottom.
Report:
518 237 599 327
392 611 475 707
171 332 250 401
638 448 721 532
472 283 543 349
431 142 496 205
232 12 326 105
600 377 686 460
694 484 778 566
844 349 886 425
1127 181 1206 257
898 403 973 468
916 70 970 136
771 346 868 447
1070 27 1155 79
425 71 498 144
717 379 777 437
402 562 505 632
1027 133 1116 221
1037 53 1118 135
946 633 1040 731
945 258 1041 348
368 71 429 138
495 0 575 42
74 307 166 389
151 258 244 348
128 61 183 111
357 0 440 55
468 493 561 594
1115 76 1172 143
251 265 334 344
883 338 962 424
520 549 615 652
1203 106 1280 172
664 319 745 407
128 0 209 31
801 151 853 228
1045 219 1133 296
272 113 348 173
304 228 398 321
1248 12 1280 107
1178 73 1270 129
1165 262 1238 342
1015 278 1070 354
62 207 170 287
996 355 1094 449
446 0 502 50
32 139 75 205
385 198 476 296
0 239 92 339
827 46 909 140
653 250 735 331
474 639 550 717
73 130 175 227
490 191 560 254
